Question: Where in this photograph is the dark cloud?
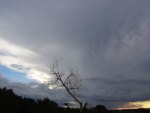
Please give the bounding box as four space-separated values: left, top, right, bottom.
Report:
0 0 150 109
11 64 30 71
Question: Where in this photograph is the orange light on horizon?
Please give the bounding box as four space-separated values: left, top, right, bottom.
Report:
114 101 150 110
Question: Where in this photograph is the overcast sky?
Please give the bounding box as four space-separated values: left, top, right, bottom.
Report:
0 0 150 109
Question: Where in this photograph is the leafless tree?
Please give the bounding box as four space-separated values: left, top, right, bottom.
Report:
47 62 87 113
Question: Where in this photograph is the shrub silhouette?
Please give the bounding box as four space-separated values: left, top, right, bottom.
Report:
0 87 148 113
0 87 58 113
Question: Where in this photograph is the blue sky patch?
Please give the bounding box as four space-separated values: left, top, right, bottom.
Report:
0 65 33 83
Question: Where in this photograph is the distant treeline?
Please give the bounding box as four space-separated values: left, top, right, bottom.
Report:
0 87 149 113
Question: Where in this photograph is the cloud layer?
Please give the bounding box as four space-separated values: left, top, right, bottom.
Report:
0 0 150 109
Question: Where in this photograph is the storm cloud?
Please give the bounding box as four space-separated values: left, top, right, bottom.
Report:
0 0 150 109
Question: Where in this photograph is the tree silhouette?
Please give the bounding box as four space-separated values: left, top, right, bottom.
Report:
47 62 87 113
0 87 147 113
95 105 107 112
0 87 58 113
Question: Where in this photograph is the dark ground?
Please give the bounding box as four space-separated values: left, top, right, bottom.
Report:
0 87 149 113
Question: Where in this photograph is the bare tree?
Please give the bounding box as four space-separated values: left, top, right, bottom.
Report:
47 62 87 113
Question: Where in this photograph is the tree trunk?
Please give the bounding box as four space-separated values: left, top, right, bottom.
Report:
80 103 83 113
80 102 87 113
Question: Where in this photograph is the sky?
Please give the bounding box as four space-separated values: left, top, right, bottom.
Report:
0 0 150 109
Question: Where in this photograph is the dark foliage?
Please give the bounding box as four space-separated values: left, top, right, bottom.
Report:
0 87 58 113
0 87 149 113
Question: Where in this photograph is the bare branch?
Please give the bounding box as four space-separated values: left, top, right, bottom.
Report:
47 62 86 113
64 72 74 84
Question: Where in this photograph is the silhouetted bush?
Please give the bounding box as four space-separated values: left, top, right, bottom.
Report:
0 87 58 113
0 87 149 113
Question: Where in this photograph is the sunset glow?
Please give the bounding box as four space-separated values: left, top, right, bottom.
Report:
116 101 150 110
